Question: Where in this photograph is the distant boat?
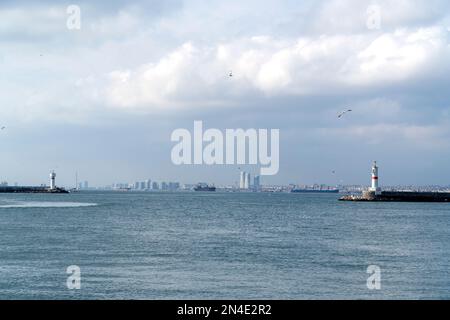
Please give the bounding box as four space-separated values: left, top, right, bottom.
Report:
194 183 216 192
291 188 339 194
117 187 131 192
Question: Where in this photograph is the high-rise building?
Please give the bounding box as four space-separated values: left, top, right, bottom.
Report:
152 182 159 190
169 182 180 191
83 181 89 189
161 182 168 191
134 182 140 190
140 181 146 190
253 175 261 191
146 179 152 190
244 172 251 189
240 171 246 189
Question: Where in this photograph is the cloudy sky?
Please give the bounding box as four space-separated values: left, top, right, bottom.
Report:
1 0 450 187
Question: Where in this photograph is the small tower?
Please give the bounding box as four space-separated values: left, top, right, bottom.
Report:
50 171 56 190
369 161 381 194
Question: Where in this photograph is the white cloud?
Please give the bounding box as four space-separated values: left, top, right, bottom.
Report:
104 26 450 111
2 0 450 122
352 27 447 85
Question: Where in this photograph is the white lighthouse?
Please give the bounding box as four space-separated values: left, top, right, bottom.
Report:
50 171 56 190
369 161 381 194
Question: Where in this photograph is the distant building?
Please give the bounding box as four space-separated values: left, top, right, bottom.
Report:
146 179 152 190
134 181 140 190
169 182 180 191
83 181 89 189
152 182 159 190
140 181 146 190
253 175 261 191
161 182 168 191
244 172 251 189
240 171 246 189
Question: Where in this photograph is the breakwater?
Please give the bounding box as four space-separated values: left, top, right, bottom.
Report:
0 186 69 193
340 190 450 202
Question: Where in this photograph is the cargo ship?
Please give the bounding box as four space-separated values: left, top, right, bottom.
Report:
291 188 339 194
340 162 450 202
193 183 216 192
0 172 69 194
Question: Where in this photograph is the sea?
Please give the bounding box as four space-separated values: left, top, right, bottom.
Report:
0 191 449 300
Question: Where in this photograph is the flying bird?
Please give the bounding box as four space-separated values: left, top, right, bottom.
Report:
338 109 352 118
228 70 233 77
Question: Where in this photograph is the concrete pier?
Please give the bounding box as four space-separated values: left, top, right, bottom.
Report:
340 190 450 202
0 186 69 194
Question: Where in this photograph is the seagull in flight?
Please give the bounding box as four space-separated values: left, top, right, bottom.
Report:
338 109 352 118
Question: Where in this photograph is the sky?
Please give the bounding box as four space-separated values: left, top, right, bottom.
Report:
1 0 450 187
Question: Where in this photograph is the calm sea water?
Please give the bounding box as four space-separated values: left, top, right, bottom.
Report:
0 191 449 300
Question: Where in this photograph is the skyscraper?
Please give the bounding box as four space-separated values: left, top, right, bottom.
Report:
244 172 251 190
240 171 246 189
253 175 261 191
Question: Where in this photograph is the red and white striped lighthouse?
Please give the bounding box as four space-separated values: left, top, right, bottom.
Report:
370 161 381 194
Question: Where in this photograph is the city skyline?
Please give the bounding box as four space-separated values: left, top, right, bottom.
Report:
1 0 450 186
3 165 449 192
